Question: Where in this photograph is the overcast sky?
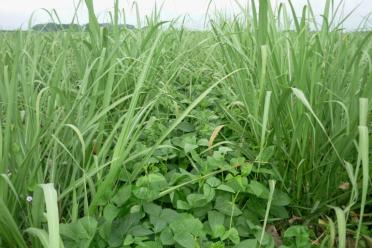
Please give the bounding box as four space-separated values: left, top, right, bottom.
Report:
0 0 371 30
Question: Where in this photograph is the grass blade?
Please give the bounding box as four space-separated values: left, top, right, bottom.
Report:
26 228 49 248
41 183 61 248
331 206 346 248
355 98 369 247
259 180 276 247
0 198 27 248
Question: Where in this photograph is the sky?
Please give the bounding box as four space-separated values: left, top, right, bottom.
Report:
0 0 371 30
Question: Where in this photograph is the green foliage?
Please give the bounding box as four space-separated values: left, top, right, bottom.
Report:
0 0 371 247
281 226 312 248
0 198 27 247
60 217 97 248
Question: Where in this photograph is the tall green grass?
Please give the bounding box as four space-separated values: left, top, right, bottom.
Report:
213 0 371 211
0 0 370 246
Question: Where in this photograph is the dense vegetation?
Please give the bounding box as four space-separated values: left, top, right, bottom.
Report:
31 23 135 32
0 0 371 247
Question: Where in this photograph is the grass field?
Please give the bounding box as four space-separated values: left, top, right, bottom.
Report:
0 0 371 247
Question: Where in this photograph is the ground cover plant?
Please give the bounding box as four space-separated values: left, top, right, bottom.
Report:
0 0 371 247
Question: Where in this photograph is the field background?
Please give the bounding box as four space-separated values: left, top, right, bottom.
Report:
0 0 371 247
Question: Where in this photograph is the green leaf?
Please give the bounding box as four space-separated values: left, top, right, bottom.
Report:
203 184 215 202
187 193 208 208
272 190 291 206
173 232 196 248
169 214 204 237
241 163 253 177
184 143 198 154
129 225 153 236
208 211 225 227
143 202 162 216
208 211 225 238
160 208 180 224
149 215 167 233
214 196 242 216
176 200 191 210
177 121 195 132
206 177 221 187
254 227 275 247
212 225 226 239
197 139 209 146
103 204 119 222
106 212 141 247
136 173 168 190
283 225 311 248
112 185 132 207
216 184 235 193
60 217 97 248
235 239 258 248
160 227 175 245
210 241 225 248
218 146 233 154
123 234 134 246
226 175 248 192
172 135 196 148
137 241 163 248
256 146 275 162
207 153 227 171
133 186 158 200
222 228 240 244
246 180 269 198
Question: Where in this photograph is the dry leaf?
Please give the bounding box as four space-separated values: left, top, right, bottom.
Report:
208 125 224 149
266 225 282 247
289 215 302 224
338 182 350 190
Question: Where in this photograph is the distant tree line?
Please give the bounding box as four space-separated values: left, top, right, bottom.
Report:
31 23 135 32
